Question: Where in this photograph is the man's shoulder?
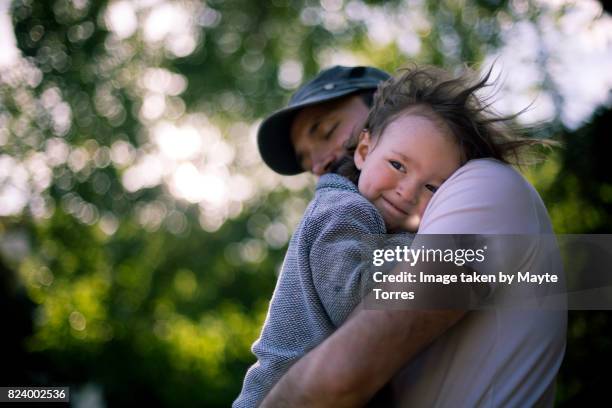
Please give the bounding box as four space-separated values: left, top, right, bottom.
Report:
420 159 551 234
448 158 527 189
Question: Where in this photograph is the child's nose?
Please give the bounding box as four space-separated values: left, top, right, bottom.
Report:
396 180 418 205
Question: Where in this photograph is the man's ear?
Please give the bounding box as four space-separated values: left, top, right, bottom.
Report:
354 129 372 170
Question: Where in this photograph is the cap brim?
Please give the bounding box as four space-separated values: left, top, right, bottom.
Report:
257 105 303 175
257 88 370 175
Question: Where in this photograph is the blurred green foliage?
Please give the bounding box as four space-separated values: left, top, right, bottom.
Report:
1 0 611 406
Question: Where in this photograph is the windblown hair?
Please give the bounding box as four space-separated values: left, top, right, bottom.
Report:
334 65 556 184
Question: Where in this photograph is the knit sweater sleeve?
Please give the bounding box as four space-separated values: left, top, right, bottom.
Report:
233 187 385 408
307 192 386 327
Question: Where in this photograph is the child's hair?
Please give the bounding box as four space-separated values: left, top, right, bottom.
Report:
334 64 556 184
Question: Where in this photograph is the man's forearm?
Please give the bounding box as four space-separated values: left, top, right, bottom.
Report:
261 307 465 407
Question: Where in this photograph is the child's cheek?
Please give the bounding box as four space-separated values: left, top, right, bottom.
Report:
357 177 374 202
404 214 421 233
418 197 432 218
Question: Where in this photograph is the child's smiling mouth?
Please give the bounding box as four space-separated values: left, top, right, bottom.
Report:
381 196 410 216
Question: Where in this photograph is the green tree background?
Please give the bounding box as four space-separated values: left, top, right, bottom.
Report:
1 0 611 406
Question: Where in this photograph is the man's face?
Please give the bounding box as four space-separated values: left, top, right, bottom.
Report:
290 94 370 175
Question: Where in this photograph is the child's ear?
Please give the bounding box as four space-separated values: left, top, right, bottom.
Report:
354 129 372 170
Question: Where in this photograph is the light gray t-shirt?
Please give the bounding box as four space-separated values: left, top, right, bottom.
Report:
392 159 567 407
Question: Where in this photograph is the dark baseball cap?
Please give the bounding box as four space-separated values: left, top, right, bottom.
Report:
258 65 390 175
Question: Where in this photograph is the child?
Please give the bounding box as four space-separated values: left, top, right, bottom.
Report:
233 65 547 407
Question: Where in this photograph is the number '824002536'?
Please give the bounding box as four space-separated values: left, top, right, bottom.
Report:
1 387 69 402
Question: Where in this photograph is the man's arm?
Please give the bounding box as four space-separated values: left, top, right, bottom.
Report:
261 307 465 407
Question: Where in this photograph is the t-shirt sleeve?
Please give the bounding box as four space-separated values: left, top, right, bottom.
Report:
417 160 554 299
419 159 551 235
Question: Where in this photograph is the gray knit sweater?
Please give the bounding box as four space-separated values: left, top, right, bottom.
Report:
233 174 390 407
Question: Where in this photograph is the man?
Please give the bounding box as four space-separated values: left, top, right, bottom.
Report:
256 66 567 407
258 66 389 176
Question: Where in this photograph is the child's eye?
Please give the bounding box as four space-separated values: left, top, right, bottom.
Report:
389 160 404 171
425 184 438 193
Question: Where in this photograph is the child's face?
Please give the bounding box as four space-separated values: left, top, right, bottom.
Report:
355 113 462 232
